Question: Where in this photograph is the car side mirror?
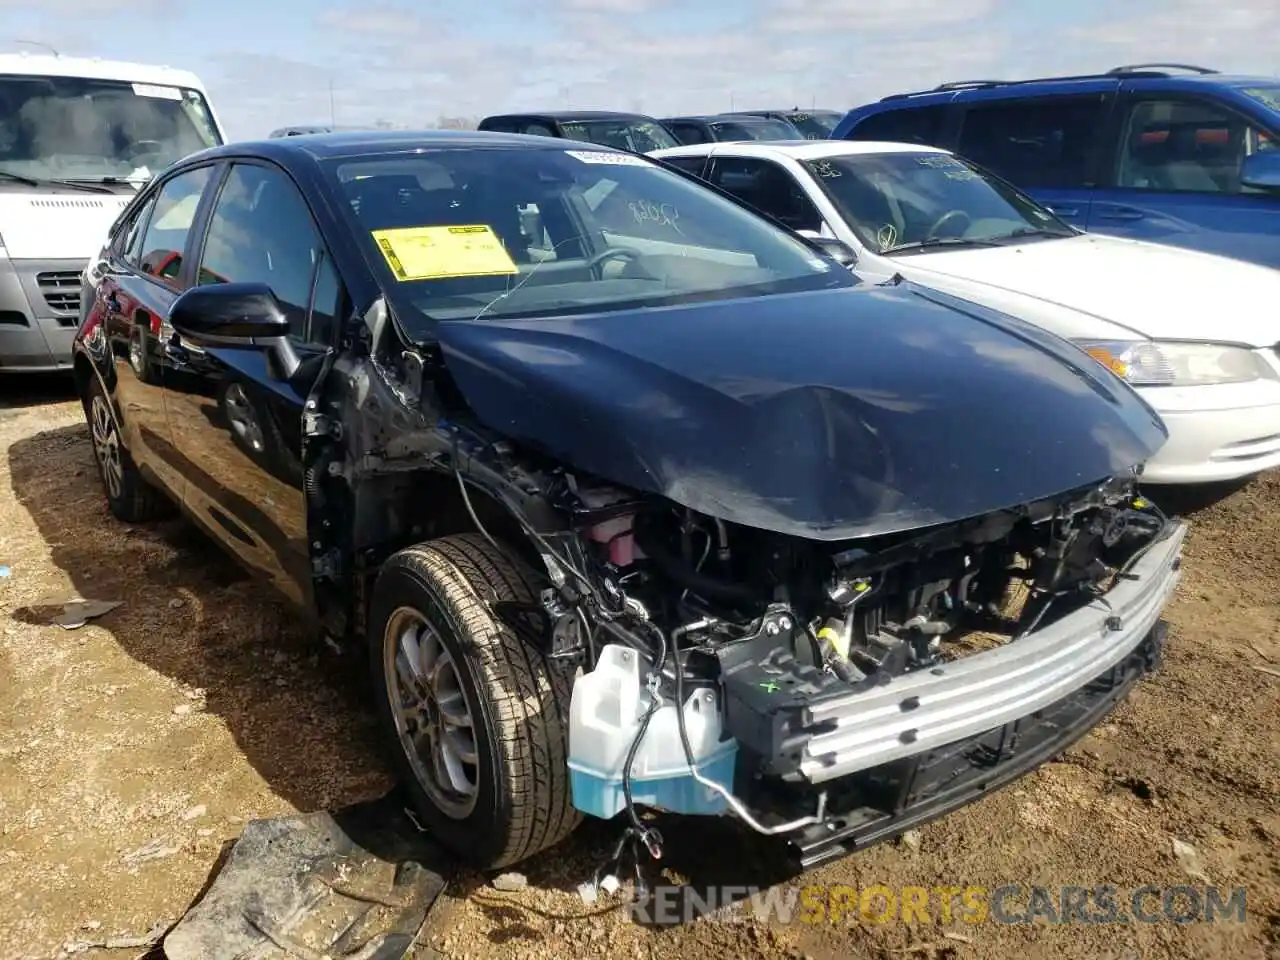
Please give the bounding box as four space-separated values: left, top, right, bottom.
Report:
799 231 858 267
1240 150 1280 192
169 282 301 379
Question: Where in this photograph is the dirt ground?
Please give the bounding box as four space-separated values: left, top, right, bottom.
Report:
0 378 1277 960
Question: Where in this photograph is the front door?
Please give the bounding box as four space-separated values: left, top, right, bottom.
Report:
1087 92 1280 268
161 160 346 609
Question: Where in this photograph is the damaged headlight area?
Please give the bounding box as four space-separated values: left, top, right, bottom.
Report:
532 471 1185 868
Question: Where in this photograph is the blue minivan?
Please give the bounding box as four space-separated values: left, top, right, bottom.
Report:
832 64 1280 268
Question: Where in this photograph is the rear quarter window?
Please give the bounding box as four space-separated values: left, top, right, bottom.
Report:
848 105 950 146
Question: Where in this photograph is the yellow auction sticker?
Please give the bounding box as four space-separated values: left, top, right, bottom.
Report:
371 224 518 281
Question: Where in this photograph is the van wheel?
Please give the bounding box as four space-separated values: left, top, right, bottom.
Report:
85 375 172 523
368 533 581 869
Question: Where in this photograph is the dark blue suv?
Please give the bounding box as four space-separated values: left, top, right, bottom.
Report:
832 64 1280 268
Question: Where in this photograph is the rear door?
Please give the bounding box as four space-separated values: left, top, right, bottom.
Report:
844 104 957 149
89 162 219 499
952 90 1117 228
1086 88 1280 267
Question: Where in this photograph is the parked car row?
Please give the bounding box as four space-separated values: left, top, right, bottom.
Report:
650 138 1280 485
73 127 1186 879
473 107 845 150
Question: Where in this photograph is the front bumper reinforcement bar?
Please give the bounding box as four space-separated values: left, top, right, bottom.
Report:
797 521 1186 784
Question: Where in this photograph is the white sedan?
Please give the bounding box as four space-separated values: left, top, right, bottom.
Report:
650 139 1280 486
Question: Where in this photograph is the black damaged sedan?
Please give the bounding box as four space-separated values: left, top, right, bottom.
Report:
74 130 1185 873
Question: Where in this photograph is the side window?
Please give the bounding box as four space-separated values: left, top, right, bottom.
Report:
671 123 708 145
660 155 709 178
522 122 557 137
1116 98 1271 194
707 157 823 232
196 162 329 341
850 106 950 146
116 195 157 267
955 96 1107 189
137 165 212 290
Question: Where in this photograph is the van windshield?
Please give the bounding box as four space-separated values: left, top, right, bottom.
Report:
0 74 220 184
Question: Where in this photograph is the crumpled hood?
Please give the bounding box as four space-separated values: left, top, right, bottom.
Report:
435 282 1167 540
904 233 1280 347
0 192 132 260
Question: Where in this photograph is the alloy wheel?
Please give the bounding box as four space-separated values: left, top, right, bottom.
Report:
89 395 124 501
383 606 480 818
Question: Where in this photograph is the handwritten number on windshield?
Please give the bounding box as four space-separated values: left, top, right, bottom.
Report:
628 199 682 233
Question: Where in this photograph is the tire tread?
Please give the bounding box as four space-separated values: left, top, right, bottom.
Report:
385 533 581 867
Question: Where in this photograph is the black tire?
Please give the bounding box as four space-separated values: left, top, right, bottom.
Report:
368 533 581 869
85 373 172 523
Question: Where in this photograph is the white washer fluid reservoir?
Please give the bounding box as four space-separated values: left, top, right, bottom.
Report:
567 643 738 818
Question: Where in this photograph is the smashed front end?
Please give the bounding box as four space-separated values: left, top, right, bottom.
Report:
543 471 1184 869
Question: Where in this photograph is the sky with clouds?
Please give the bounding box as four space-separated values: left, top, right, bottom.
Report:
3 0 1279 139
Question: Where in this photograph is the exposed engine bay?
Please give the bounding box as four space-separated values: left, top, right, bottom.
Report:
545 471 1168 690
478 463 1177 875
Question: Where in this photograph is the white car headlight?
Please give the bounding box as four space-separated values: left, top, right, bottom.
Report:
1073 339 1279 387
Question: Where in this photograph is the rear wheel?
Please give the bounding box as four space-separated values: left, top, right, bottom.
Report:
86 375 171 523
368 533 581 869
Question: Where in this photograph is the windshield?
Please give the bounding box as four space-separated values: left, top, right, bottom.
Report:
558 119 679 152
783 111 842 139
329 146 852 332
0 74 220 183
711 118 799 141
802 152 1076 254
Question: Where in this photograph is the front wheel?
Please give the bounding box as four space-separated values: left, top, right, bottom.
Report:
368 533 581 869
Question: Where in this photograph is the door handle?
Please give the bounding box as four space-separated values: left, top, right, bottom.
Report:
1097 207 1145 221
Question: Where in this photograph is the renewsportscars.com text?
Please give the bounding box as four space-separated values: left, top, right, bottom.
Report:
625 883 1249 926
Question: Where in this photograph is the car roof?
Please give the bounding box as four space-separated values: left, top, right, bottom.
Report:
185 128 646 165
871 67 1278 106
651 140 949 161
483 110 658 122
0 51 207 90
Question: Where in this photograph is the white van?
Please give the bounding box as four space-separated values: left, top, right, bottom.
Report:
0 52 225 372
